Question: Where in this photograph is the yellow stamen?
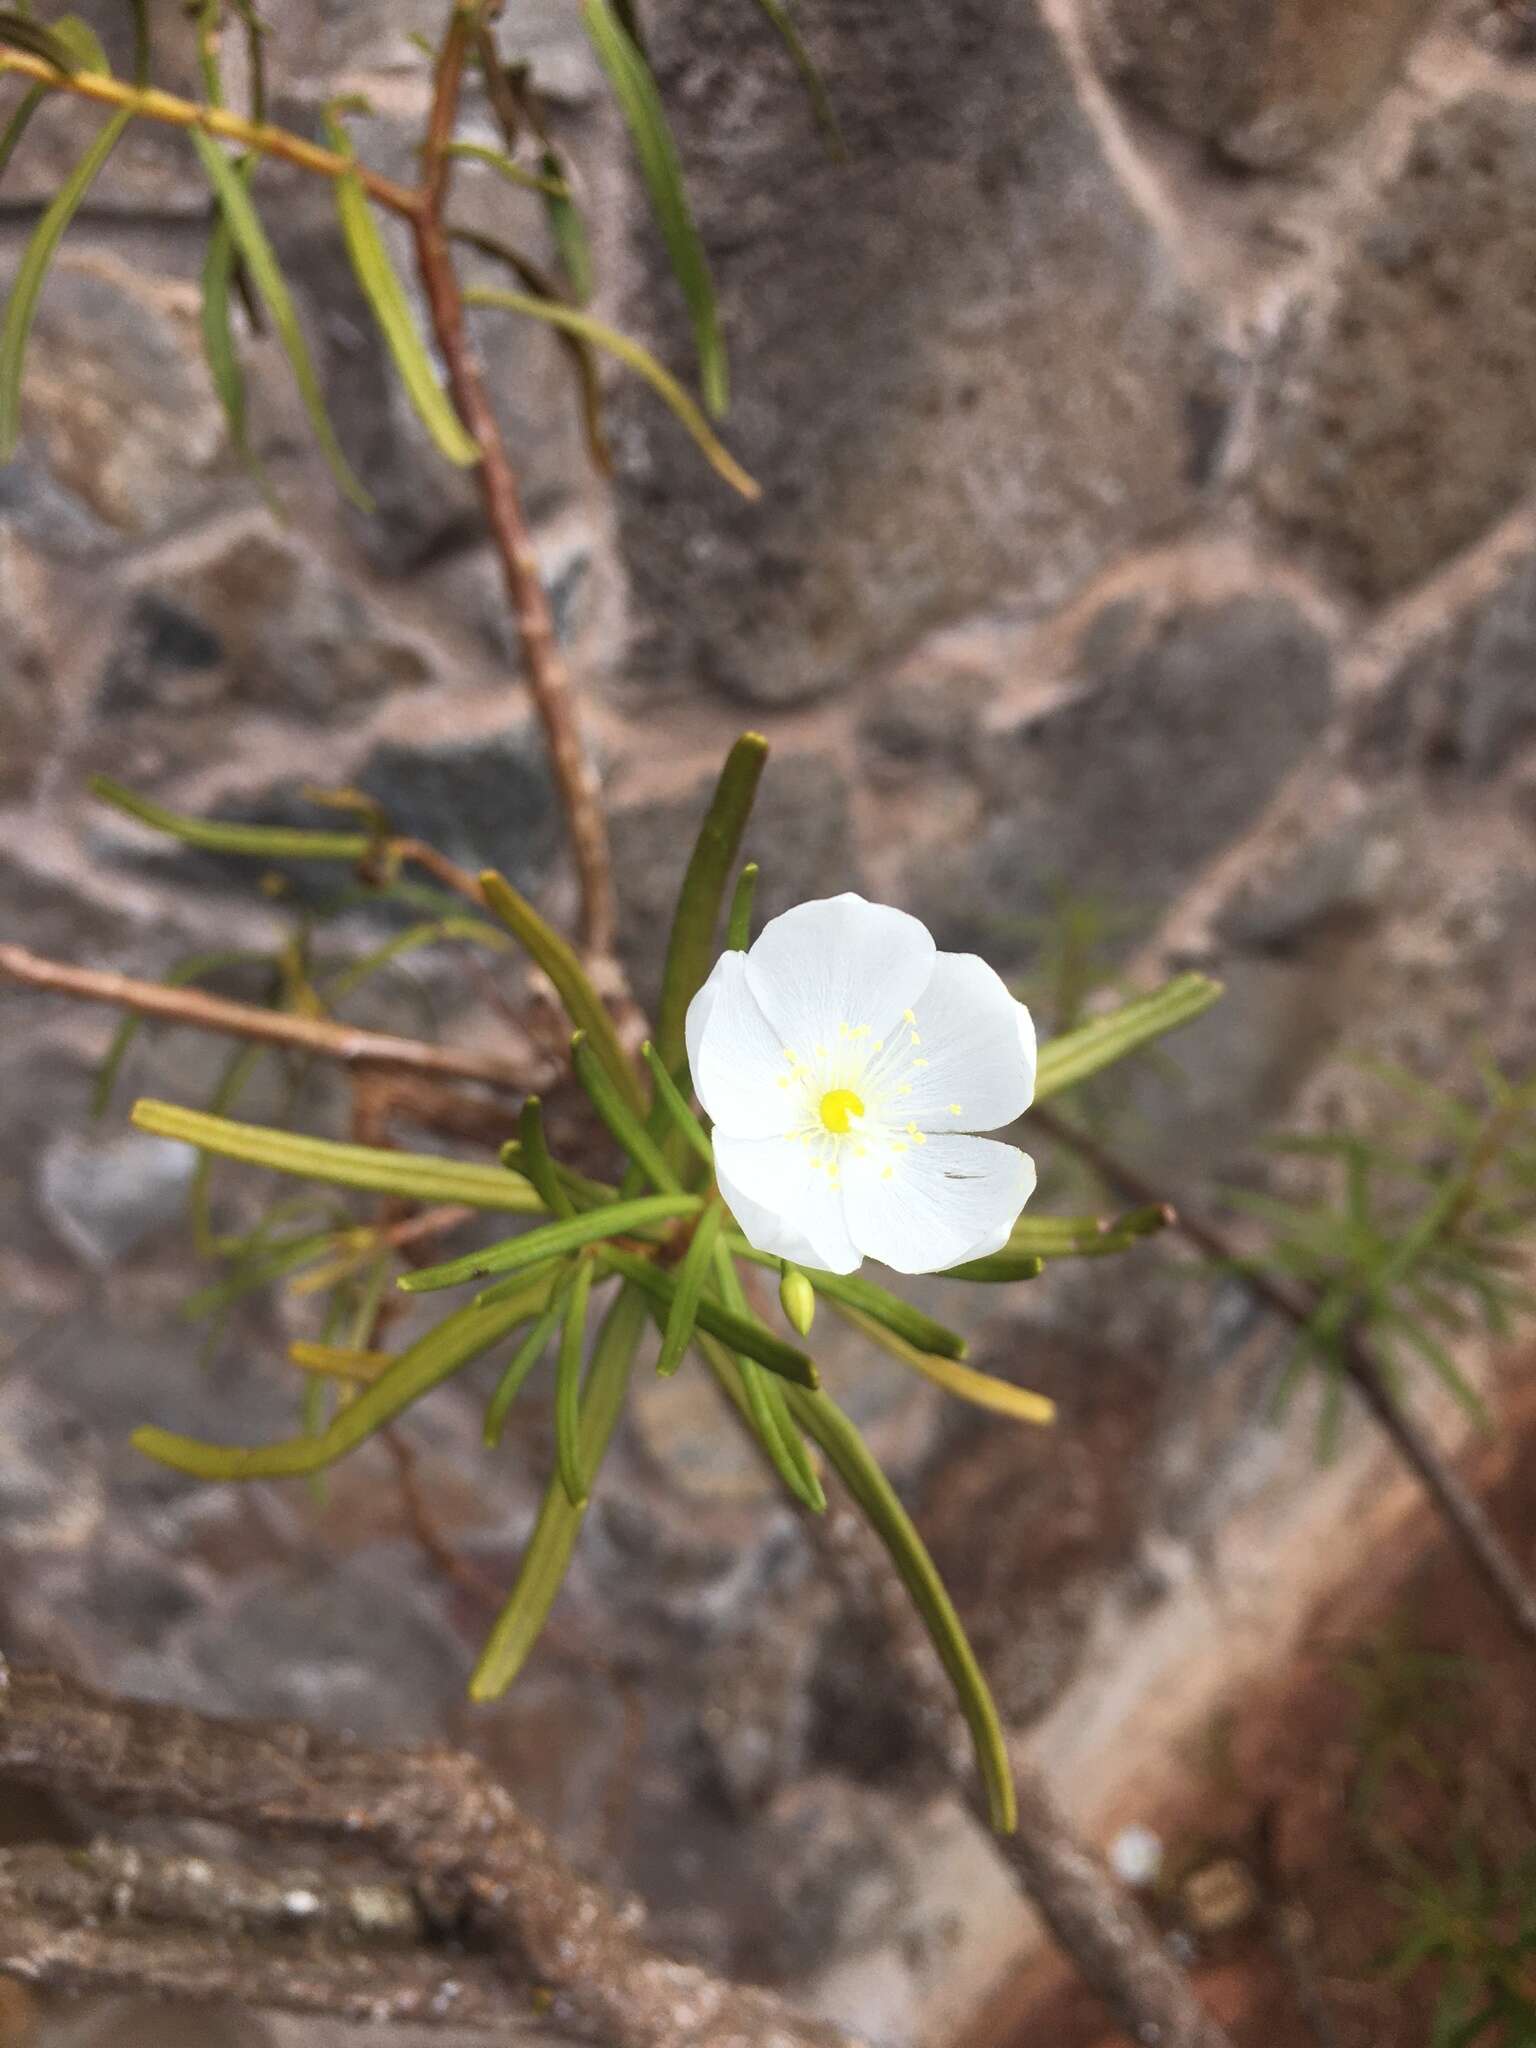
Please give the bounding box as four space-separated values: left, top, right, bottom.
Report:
818 1087 865 1135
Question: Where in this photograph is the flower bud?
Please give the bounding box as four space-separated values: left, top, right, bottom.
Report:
779 1264 816 1337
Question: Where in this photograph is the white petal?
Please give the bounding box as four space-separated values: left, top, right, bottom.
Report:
891 952 1037 1134
714 1130 862 1274
840 1134 1036 1275
685 950 797 1139
745 894 936 1054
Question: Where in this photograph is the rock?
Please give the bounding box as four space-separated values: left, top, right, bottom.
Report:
97 523 437 739
1255 93 1536 600
12 254 229 543
37 1131 197 1270
1358 549 1536 778
0 532 58 802
609 0 1224 707
1216 804 1402 951
610 751 859 1010
1086 0 1433 169
906 594 1335 974
36 1999 274 2048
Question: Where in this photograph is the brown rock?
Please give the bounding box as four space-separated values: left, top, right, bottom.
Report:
1087 0 1434 167
1256 93 1536 599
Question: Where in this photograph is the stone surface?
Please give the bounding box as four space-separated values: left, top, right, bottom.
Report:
1086 0 1433 168
609 0 1225 707
1358 548 1536 778
905 594 1335 973
1256 92 1536 600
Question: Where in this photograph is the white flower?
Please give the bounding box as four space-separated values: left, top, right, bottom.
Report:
685 893 1037 1276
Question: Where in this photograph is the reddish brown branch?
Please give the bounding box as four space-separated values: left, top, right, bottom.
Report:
1031 1102 1536 1656
0 1667 854 2048
412 4 618 964
0 943 547 1095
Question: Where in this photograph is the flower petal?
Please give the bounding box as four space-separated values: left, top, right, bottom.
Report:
715 1129 862 1274
685 950 798 1139
896 952 1037 1135
745 893 936 1055
840 1133 1036 1275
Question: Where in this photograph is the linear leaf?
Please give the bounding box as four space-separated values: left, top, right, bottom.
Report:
1003 1205 1173 1259
515 1097 574 1218
135 1270 556 1479
655 1201 722 1377
832 1299 1056 1425
0 108 129 460
1034 974 1223 1101
727 861 758 951
470 1280 648 1698
600 1245 818 1387
555 1257 596 1503
132 1100 545 1212
465 284 756 497
199 172 279 504
444 138 569 195
0 81 44 184
747 0 844 153
0 13 90 69
483 1283 570 1446
541 148 593 303
641 1042 714 1169
289 1341 392 1382
655 733 768 1074
328 121 480 466
710 1243 825 1509
785 1384 1017 1833
940 1250 1048 1284
189 129 373 511
48 14 110 72
93 948 270 1116
401 1193 699 1295
92 775 371 861
582 0 726 414
571 1030 681 1190
478 870 646 1113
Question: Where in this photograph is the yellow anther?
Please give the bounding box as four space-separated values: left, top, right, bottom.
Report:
881 1165 894 1180
903 1008 916 1024
949 1102 962 1115
818 1087 865 1135
913 1057 929 1068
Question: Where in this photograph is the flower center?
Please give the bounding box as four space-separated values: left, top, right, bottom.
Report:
818 1087 865 1135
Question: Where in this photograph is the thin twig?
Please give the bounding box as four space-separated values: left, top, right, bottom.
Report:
0 943 546 1094
1031 1102 1536 1655
809 1505 1234 2048
0 1665 857 2048
0 49 421 214
411 2 618 964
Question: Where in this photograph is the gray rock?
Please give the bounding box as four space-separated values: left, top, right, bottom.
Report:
1216 807 1403 951
610 751 859 1010
1255 93 1536 599
1358 549 1536 778
37 1131 197 1270
907 594 1335 974
609 0 1225 707
1085 0 1433 168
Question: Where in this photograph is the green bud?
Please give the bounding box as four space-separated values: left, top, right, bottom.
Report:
779 1264 816 1338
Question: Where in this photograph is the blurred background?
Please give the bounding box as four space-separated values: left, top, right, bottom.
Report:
4 1 1536 2043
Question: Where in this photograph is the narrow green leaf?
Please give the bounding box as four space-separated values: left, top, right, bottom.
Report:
478 869 646 1113
132 1100 545 1213
641 1041 714 1169
179 1228 339 1322
125 0 149 82
0 82 45 185
401 1192 699 1295
655 733 769 1073
727 861 758 951
541 148 593 303
444 138 569 195
189 129 373 511
470 1280 648 1698
0 108 129 460
571 1030 681 1191
710 1244 825 1509
48 14 110 72
746 0 844 154
655 1201 722 1376
555 1256 596 1503
328 118 480 467
727 1239 967 1359
831 1298 1056 1426
516 1097 574 1219
941 1250 1048 1284
785 1383 1017 1833
582 0 726 414
600 1245 818 1388
1377 1308 1491 1431
199 181 279 504
323 917 514 1006
92 775 371 862
1004 1205 1174 1259
0 13 88 70
500 1141 615 1214
483 1286 568 1447
1034 974 1223 1102
135 1270 557 1480
465 284 756 498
